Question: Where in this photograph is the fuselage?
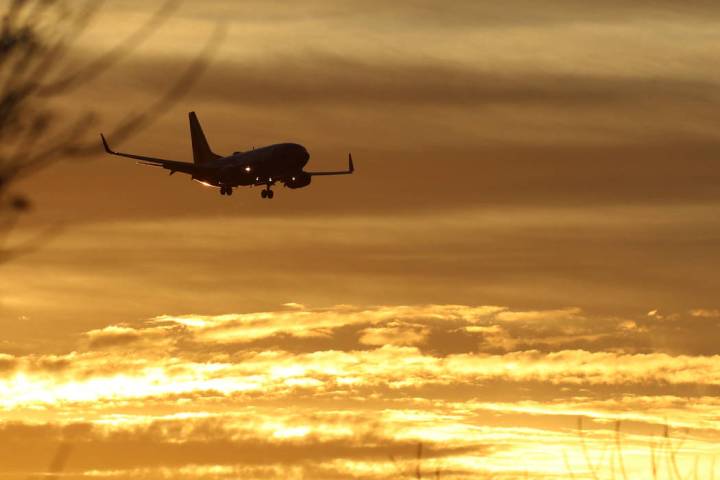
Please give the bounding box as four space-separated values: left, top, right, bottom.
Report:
193 142 311 189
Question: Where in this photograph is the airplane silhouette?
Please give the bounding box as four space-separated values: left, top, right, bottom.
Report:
101 112 353 199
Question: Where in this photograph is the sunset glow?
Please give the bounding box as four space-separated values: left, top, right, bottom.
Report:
2 0 720 479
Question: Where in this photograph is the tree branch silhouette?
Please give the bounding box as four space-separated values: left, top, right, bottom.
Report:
0 0 225 256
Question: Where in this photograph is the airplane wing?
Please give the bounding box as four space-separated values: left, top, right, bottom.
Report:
307 153 354 176
100 134 196 175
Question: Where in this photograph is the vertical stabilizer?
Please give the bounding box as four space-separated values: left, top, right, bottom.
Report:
189 112 220 164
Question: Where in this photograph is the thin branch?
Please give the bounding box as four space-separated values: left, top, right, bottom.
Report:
6 20 226 179
563 450 577 480
0 222 64 263
24 442 72 480
38 0 181 95
102 21 227 148
0 0 224 262
615 421 629 480
416 442 423 480
390 454 410 480
577 417 601 480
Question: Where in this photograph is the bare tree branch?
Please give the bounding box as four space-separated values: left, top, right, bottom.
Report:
38 0 182 96
0 0 224 258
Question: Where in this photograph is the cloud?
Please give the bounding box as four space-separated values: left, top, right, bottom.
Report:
76 50 720 155
495 308 583 323
0 416 483 474
690 309 720 319
2 304 720 478
86 325 143 349
358 322 430 346
63 0 720 158
157 305 502 346
4 305 720 415
120 53 720 111
0 354 17 373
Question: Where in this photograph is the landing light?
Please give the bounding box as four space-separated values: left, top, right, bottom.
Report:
245 166 251 172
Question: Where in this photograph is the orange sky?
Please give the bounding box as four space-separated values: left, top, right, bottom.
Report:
2 1 720 479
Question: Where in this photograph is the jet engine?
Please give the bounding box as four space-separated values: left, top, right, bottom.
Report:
284 172 312 189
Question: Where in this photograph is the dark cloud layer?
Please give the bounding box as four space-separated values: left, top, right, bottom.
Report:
121 54 720 110
181 0 720 27
0 422 482 472
26 54 720 222
3 206 719 345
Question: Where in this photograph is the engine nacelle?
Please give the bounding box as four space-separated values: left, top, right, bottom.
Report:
284 172 312 189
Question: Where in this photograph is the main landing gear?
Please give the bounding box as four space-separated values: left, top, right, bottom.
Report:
220 185 233 196
261 188 274 199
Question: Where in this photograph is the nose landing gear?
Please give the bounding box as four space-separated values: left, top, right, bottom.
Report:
220 185 233 196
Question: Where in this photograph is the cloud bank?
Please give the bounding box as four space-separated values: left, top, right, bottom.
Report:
2 304 720 479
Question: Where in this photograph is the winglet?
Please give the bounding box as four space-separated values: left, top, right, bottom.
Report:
100 134 114 154
349 153 354 173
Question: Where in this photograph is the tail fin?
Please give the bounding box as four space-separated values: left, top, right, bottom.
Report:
189 112 221 164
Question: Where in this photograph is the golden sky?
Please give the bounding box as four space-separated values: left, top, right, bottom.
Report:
2 1 720 478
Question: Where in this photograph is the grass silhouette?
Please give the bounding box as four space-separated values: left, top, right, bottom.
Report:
390 443 443 479
386 419 717 480
26 419 720 479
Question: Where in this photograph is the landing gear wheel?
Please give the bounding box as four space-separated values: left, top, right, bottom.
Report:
227 187 233 196
267 190 274 199
261 190 267 199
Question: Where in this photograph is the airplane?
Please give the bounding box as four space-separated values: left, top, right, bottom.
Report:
100 112 354 199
